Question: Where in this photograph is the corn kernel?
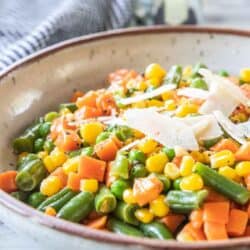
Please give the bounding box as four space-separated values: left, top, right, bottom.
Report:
180 155 195 176
131 101 147 108
133 129 145 139
218 166 237 180
164 162 180 180
59 108 71 115
37 151 48 159
202 151 212 164
137 81 148 91
240 68 250 82
40 176 62 196
146 152 168 173
180 173 203 191
80 122 104 144
175 103 199 117
138 139 157 154
164 99 177 111
44 206 57 216
183 65 193 78
63 156 80 174
123 188 136 204
135 208 154 223
51 148 67 166
190 151 206 163
179 81 189 88
146 78 161 87
146 99 164 107
80 179 98 193
150 195 169 217
43 155 56 173
235 161 250 177
145 63 166 81
174 146 188 157
161 90 175 101
210 150 235 168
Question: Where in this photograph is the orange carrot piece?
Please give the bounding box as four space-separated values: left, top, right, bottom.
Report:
51 167 68 187
205 187 228 202
95 138 118 161
67 172 81 191
203 202 230 224
71 90 84 102
133 175 163 206
247 203 250 219
210 138 239 153
74 106 103 120
55 130 81 152
110 135 123 148
241 84 250 98
244 175 250 190
0 171 18 193
189 209 204 229
161 214 186 233
76 91 98 108
204 222 228 240
79 155 106 182
182 223 206 241
235 142 250 161
96 92 116 116
85 216 107 229
172 156 183 167
226 209 248 236
244 226 250 236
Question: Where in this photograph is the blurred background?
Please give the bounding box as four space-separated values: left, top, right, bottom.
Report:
0 0 250 72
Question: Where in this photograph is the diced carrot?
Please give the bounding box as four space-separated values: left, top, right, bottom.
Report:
67 172 81 191
235 142 250 161
96 92 116 115
244 226 250 236
85 216 107 229
182 223 206 241
226 209 248 236
44 207 57 216
0 171 18 193
51 167 68 187
95 138 118 161
210 138 239 153
172 156 183 167
76 91 98 108
161 214 186 233
105 162 116 187
110 135 123 148
133 175 163 206
205 187 228 202
55 130 81 152
204 222 228 240
241 84 250 98
247 203 250 219
71 90 84 102
189 209 204 229
203 202 230 224
74 106 103 120
79 155 106 182
244 175 250 190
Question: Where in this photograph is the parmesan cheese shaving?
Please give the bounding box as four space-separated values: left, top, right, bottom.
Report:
119 84 176 105
124 108 199 150
177 87 209 99
213 110 247 144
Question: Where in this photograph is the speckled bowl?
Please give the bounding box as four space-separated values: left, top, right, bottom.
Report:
0 26 250 250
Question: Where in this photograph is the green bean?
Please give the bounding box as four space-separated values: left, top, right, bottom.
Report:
190 78 208 90
43 139 55 153
28 192 47 208
164 65 182 86
95 186 117 214
38 188 70 211
152 173 171 192
96 132 111 144
57 191 94 222
17 153 39 171
39 122 51 138
13 133 35 153
202 137 221 149
81 146 94 156
173 178 182 190
110 179 130 200
166 190 208 213
128 150 146 164
109 125 132 141
59 103 77 112
140 221 173 240
107 218 144 237
16 159 47 191
130 163 148 179
162 147 175 161
114 201 138 226
195 163 250 205
34 138 45 153
11 191 29 202
219 70 229 77
25 123 41 139
44 111 59 122
192 63 207 77
111 154 130 179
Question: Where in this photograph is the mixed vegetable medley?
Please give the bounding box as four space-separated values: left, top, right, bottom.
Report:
1 63 250 242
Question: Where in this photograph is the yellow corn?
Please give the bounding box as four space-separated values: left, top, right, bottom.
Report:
180 173 204 191
240 68 250 82
202 151 212 164
59 108 71 115
123 188 136 204
210 150 235 168
133 129 145 139
62 156 80 174
218 166 237 180
146 152 168 173
146 99 164 107
190 151 206 163
175 103 199 117
164 162 180 180
43 155 56 173
138 139 157 154
40 176 62 196
137 81 148 91
183 65 193 78
37 151 48 159
177 231 195 242
145 63 166 81
131 101 147 108
161 90 175 101
44 206 57 216
150 195 169 217
146 78 161 87
80 179 98 193
135 208 154 223
43 149 67 172
235 161 250 177
180 155 195 176
80 122 104 144
164 99 177 111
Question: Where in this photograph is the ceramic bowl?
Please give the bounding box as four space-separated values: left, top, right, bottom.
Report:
0 26 250 250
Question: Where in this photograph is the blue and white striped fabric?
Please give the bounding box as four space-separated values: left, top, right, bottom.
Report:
0 0 133 71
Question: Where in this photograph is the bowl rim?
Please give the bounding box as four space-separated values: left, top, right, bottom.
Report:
1 25 250 249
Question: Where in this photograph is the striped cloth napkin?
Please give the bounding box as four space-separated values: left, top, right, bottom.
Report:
0 0 133 71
